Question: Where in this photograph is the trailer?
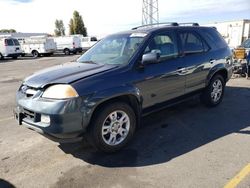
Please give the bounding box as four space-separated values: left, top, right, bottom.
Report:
19 36 56 58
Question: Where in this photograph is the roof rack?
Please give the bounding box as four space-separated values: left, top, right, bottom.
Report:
178 23 199 26
132 22 200 30
132 22 179 30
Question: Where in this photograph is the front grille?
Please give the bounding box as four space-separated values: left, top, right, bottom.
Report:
23 108 40 122
23 108 35 120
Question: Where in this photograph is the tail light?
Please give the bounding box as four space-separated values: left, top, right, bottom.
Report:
73 42 75 48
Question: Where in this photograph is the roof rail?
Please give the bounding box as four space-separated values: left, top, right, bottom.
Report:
178 23 199 26
132 22 179 30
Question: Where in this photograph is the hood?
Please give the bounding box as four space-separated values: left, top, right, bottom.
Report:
24 62 117 88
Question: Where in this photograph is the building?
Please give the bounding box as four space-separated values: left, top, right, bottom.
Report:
0 32 50 39
205 19 250 48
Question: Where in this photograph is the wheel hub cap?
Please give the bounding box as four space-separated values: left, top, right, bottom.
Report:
101 110 130 146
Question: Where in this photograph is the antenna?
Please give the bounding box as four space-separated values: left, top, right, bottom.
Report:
142 0 159 25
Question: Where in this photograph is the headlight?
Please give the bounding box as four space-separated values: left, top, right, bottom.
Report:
42 84 79 99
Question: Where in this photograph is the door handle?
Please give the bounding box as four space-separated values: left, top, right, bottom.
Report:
177 67 187 73
209 59 216 64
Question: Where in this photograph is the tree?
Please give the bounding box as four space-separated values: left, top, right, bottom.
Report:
69 19 74 35
0 29 16 33
54 19 65 36
69 10 87 36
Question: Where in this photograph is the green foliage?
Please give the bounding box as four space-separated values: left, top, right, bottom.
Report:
0 29 16 33
54 19 65 36
69 10 87 36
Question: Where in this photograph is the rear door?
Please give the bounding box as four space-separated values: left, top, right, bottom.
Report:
5 39 15 55
12 38 22 53
177 29 211 93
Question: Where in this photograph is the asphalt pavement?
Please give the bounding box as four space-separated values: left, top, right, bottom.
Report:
0 56 250 188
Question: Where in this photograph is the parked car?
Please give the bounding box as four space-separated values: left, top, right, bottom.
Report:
54 36 82 55
0 37 23 60
81 36 98 51
14 23 233 152
19 36 56 58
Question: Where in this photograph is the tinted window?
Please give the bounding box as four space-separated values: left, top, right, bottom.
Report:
202 28 227 49
242 39 250 48
91 37 97 42
144 32 178 58
179 32 204 54
5 39 14 46
13 39 20 46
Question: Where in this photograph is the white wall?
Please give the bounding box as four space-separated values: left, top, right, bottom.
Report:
204 20 250 48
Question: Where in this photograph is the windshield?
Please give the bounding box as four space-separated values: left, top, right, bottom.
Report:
242 39 250 48
77 33 146 65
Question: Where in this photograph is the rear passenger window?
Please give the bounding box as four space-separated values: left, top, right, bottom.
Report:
5 39 14 46
179 32 207 54
144 32 178 59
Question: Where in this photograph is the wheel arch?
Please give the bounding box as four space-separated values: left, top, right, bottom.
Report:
85 90 142 131
206 67 228 86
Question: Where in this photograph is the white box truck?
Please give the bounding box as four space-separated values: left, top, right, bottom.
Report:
19 36 56 58
81 36 98 51
0 37 23 60
54 36 82 55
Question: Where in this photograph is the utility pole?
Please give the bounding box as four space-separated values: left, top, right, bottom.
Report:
142 0 159 25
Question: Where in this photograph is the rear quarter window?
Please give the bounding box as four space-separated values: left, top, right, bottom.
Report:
200 28 228 49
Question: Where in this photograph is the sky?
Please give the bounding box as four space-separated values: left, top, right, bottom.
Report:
0 0 249 37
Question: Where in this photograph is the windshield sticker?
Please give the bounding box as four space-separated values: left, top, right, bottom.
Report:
130 33 147 38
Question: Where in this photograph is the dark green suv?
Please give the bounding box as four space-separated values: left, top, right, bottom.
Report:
14 23 233 152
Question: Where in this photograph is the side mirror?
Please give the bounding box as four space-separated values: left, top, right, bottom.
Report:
141 50 160 65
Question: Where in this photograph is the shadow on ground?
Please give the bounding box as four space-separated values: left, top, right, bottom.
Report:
59 86 250 168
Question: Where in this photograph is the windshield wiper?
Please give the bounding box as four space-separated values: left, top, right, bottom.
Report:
78 61 99 64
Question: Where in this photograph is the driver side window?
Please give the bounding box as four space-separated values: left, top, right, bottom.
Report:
144 32 178 59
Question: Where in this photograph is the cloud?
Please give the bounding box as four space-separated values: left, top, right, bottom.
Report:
0 0 249 37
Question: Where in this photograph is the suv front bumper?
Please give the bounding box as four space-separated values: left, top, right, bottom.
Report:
14 95 87 143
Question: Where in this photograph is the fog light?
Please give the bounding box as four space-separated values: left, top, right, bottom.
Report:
41 115 50 124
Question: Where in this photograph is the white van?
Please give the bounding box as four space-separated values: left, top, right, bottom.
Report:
81 36 98 51
19 36 56 58
54 36 82 55
0 37 23 59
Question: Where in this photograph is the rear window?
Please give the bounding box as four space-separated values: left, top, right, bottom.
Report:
201 28 228 49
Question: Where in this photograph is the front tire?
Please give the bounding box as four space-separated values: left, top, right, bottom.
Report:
89 102 136 153
201 74 225 107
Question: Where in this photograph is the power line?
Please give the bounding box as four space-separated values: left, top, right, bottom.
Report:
142 0 159 25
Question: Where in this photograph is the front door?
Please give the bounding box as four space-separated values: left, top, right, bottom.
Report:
134 31 186 109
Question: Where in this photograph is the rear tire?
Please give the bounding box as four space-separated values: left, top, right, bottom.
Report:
64 49 70 55
88 102 136 153
201 74 225 107
32 50 39 58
